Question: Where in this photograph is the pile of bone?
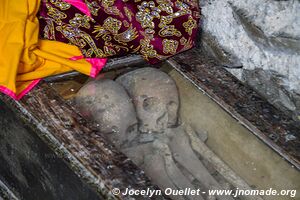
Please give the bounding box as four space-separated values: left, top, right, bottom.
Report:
76 67 257 200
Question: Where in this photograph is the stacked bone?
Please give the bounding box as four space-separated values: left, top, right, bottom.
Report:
75 67 257 200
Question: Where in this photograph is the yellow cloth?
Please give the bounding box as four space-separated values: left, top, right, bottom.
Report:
0 0 94 99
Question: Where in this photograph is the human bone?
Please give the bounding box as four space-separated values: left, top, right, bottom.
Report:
186 126 263 200
74 69 247 200
116 67 179 133
123 138 203 200
75 79 138 147
166 125 234 200
122 124 234 200
115 68 235 199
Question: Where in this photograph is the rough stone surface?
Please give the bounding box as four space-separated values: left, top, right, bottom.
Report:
199 0 300 119
242 69 300 120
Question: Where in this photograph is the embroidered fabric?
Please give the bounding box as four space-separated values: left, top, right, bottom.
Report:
38 0 200 64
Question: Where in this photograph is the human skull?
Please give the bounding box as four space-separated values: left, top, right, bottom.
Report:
116 67 179 133
75 79 138 147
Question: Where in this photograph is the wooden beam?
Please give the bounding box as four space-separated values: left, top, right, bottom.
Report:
0 82 166 200
168 49 300 170
44 55 145 82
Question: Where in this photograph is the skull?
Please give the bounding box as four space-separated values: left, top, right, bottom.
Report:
75 79 138 147
116 67 179 133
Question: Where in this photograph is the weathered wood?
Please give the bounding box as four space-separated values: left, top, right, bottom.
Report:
167 48 300 170
0 101 102 200
44 55 145 82
1 47 299 200
103 54 144 70
0 180 18 200
0 82 166 200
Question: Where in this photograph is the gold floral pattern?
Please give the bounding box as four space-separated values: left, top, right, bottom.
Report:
101 0 122 16
86 1 101 16
159 25 182 37
43 20 56 40
69 13 91 29
103 17 122 34
140 38 158 60
162 39 178 54
50 0 71 10
56 24 87 48
180 37 187 45
136 1 159 29
114 25 138 44
93 25 109 39
46 3 67 24
124 7 134 22
157 0 173 14
39 0 200 63
183 16 197 35
158 15 173 28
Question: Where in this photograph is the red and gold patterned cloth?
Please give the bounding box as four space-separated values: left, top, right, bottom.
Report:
38 0 200 64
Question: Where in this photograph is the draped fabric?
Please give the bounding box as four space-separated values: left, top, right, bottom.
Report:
38 0 200 64
0 0 199 100
0 0 107 100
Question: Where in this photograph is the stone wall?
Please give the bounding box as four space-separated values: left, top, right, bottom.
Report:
199 0 300 120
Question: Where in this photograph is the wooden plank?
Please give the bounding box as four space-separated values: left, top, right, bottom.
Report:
167 48 300 170
1 47 299 200
44 55 145 82
0 82 166 200
0 180 19 200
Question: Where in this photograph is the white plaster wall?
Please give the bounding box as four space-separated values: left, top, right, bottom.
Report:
200 0 300 117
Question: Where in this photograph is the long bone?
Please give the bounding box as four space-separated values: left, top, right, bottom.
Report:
124 142 192 200
153 141 205 200
143 153 186 200
167 126 235 200
185 126 263 200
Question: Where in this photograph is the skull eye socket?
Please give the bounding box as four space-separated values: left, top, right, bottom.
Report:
142 97 160 112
